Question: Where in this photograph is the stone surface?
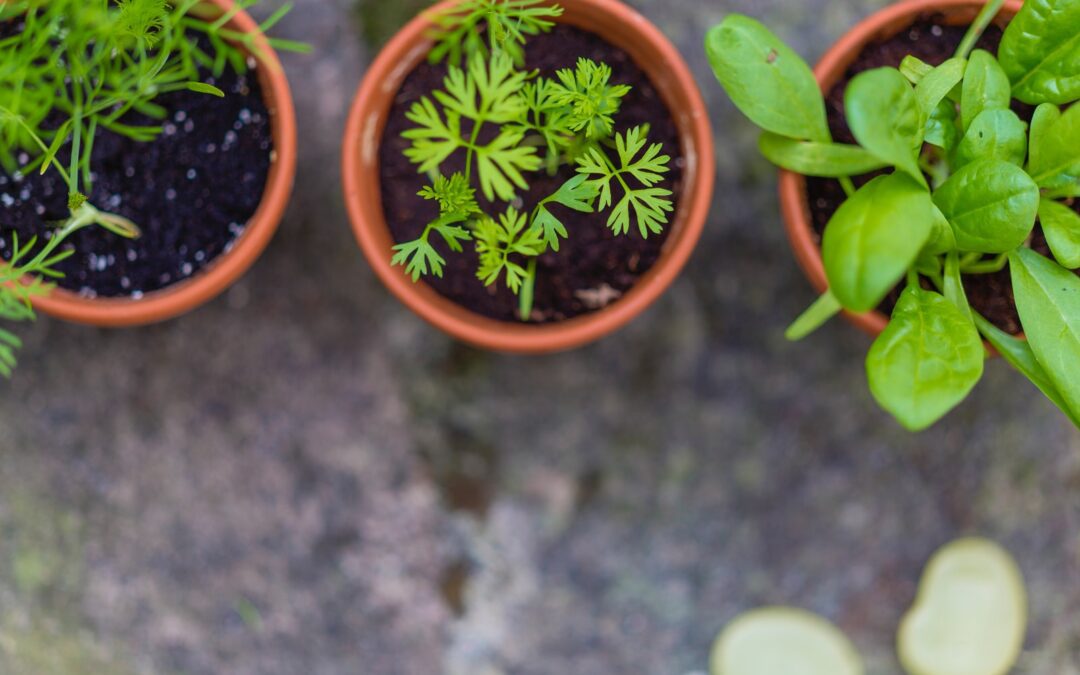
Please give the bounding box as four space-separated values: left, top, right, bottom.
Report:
2 0 1079 674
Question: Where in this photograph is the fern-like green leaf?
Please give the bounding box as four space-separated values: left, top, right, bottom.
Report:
419 173 481 216
576 126 674 237
435 52 528 124
517 76 575 170
391 212 474 281
428 0 564 66
476 127 542 201
551 58 631 140
475 207 545 293
403 98 463 173
530 174 600 251
391 237 445 281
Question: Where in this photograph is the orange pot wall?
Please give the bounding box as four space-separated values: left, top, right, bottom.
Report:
30 0 298 327
778 0 1024 338
342 0 716 354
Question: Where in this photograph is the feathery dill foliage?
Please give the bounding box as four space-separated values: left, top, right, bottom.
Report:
394 0 675 321
0 0 307 377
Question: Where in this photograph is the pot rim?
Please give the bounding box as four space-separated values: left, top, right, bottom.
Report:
778 0 1024 338
341 0 716 354
28 0 298 327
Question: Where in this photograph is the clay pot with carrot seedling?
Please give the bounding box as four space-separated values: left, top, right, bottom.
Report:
343 0 715 354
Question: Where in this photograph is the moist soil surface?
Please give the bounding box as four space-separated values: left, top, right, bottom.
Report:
0 52 272 298
805 18 1078 335
380 25 684 323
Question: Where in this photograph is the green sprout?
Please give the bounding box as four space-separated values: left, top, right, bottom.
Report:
0 0 308 377
394 0 675 321
708 0 1080 430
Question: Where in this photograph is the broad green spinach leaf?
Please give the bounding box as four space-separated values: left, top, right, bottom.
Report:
973 313 1080 427
1027 103 1080 187
1028 102 1061 171
758 133 887 177
933 158 1039 252
999 0 1080 104
845 67 925 184
1009 247 1080 421
1038 199 1080 269
961 49 1012 130
925 99 960 152
915 57 966 123
706 16 831 142
922 202 957 256
867 287 984 431
954 109 1028 169
822 173 935 311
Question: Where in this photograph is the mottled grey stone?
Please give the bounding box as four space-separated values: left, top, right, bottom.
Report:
1 0 1079 674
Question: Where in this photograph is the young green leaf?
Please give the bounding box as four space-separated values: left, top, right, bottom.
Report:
393 212 468 280
705 15 830 143
531 207 567 252
517 76 573 169
785 290 843 341
531 175 599 251
932 158 1039 252
550 58 631 140
0 328 22 378
392 225 450 281
998 0 1080 104
822 173 935 312
576 126 673 238
475 127 542 201
960 49 1012 130
914 57 965 123
419 172 481 216
924 99 961 152
900 55 934 85
427 0 562 66
1009 247 1080 421
758 132 887 177
547 173 599 212
1027 103 1060 173
973 313 1080 426
866 286 985 431
403 98 464 173
1026 102 1080 187
922 203 957 256
436 52 529 124
475 207 546 293
953 108 1028 169
185 81 226 97
1038 199 1080 269
845 67 925 184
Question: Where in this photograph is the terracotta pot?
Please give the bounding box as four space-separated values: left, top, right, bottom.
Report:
778 0 1024 337
342 0 715 354
30 0 298 327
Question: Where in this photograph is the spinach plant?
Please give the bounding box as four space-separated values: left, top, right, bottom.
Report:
392 0 675 321
0 0 307 376
707 0 1080 430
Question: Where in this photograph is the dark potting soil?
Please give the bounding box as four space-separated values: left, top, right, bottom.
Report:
379 25 684 323
805 19 1077 335
0 49 272 298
